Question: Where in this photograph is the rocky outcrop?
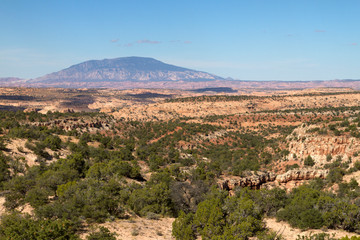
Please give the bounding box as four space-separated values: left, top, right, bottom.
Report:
275 169 328 183
24 108 38 113
220 171 276 190
219 169 328 191
286 124 360 167
30 118 114 132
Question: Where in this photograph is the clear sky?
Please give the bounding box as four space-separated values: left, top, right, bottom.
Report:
1 0 359 80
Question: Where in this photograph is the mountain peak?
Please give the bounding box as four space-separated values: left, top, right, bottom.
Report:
32 57 222 85
68 56 190 72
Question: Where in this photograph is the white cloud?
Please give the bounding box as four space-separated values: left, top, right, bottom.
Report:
136 39 161 44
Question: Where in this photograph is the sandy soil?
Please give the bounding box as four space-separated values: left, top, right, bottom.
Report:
5 138 38 167
265 218 360 240
81 217 175 240
343 171 360 183
59 135 79 144
0 197 6 216
0 197 33 217
5 138 71 167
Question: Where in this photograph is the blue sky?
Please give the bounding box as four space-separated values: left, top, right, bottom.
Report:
1 0 359 80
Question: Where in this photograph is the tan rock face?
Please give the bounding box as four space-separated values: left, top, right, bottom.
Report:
220 171 277 190
275 169 328 183
23 108 37 113
219 169 328 191
286 124 360 167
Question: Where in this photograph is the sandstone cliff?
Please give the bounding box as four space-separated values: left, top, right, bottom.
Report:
285 124 360 168
219 169 329 191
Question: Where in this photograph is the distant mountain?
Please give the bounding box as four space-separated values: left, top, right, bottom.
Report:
0 77 23 82
1 57 360 90
0 77 27 87
31 57 222 85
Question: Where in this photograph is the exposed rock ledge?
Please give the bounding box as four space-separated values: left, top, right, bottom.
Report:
219 169 329 191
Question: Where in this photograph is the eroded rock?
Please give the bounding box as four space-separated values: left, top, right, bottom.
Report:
219 169 328 191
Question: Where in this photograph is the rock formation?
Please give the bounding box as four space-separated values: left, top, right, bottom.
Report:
275 169 328 183
285 124 360 167
219 169 329 191
30 118 114 132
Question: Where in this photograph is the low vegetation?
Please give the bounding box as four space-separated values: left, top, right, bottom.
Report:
0 90 360 239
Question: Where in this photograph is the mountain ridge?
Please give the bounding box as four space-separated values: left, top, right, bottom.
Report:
32 56 222 83
1 57 360 89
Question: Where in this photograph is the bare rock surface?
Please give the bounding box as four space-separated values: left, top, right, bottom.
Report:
286 124 360 167
275 169 328 183
220 171 276 190
219 169 328 191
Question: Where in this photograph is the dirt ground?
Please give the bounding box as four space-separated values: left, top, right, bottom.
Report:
80 217 175 240
264 218 360 240
343 171 360 184
0 197 6 217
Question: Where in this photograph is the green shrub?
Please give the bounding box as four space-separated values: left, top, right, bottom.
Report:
0 213 79 240
37 179 125 223
258 230 284 240
86 227 116 240
276 184 360 231
304 155 315 167
128 181 174 217
0 137 7 150
286 164 300 171
193 198 225 238
249 188 288 217
354 161 360 170
173 188 263 240
276 186 324 229
0 153 10 185
24 186 51 208
296 233 337 240
327 167 345 184
43 135 62 150
172 211 196 240
339 237 360 240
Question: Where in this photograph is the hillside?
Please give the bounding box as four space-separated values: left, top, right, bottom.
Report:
0 88 359 239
